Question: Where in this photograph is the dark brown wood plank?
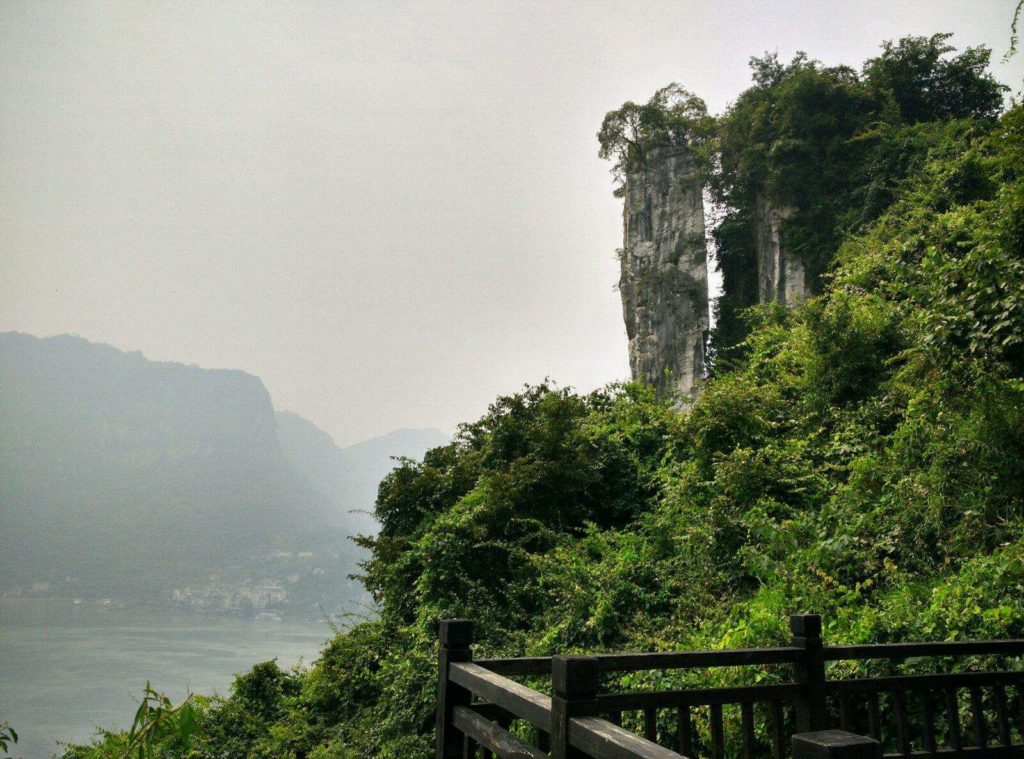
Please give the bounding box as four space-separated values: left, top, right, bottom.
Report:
644 708 657 743
452 706 548 759
677 705 693 758
993 683 1011 747
771 700 785 759
824 640 1024 661
449 663 551 731
595 647 801 673
945 688 963 752
1018 684 1024 742
921 688 937 755
536 728 549 753
969 686 987 750
710 703 724 759
741 701 756 759
474 658 552 677
867 692 882 741
472 703 518 726
826 671 1024 694
596 682 801 711
568 715 686 759
894 689 911 755
839 692 854 731
882 747 1024 758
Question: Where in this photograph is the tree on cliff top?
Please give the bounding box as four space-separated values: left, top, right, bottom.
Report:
863 33 1005 124
710 34 1008 358
597 84 713 196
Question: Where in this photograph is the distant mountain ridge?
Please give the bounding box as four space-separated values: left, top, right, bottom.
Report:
275 411 448 536
0 332 447 606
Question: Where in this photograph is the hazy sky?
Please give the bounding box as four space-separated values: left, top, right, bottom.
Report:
2 1 1021 445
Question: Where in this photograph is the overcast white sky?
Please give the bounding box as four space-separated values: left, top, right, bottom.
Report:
2 1 1021 445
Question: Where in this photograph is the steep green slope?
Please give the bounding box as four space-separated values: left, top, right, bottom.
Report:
61 59 1024 759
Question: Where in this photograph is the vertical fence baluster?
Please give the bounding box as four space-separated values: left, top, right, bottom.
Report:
994 683 1011 747
607 711 622 727
839 693 853 731
969 686 987 750
921 689 937 755
678 704 694 757
464 735 477 758
867 693 881 741
791 614 827 732
436 620 474 759
1015 684 1024 741
551 655 599 759
1018 685 1024 743
537 727 550 753
644 708 658 743
741 701 756 759
710 703 725 759
771 701 785 759
945 688 962 752
893 689 911 755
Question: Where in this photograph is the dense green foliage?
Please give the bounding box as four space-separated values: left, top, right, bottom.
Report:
66 40 1023 759
598 84 715 195
711 34 1006 354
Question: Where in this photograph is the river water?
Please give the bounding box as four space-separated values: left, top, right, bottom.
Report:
0 599 332 758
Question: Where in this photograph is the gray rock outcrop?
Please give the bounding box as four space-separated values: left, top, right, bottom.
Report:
755 197 807 305
619 146 709 402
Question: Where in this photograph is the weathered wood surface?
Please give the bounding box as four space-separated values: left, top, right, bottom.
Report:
453 706 547 759
596 683 801 711
823 640 1024 661
437 620 473 759
568 716 685 759
439 615 1024 759
825 670 1024 692
449 662 552 730
476 647 800 677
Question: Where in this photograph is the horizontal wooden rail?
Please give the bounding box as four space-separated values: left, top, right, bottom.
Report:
823 640 1024 661
477 640 1024 676
596 682 802 711
825 669 1024 692
453 706 547 759
439 617 1024 759
476 647 800 676
595 648 801 673
568 715 684 759
880 748 1022 758
449 662 552 730
475 657 552 676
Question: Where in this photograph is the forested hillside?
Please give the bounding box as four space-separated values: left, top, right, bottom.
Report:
62 36 1024 759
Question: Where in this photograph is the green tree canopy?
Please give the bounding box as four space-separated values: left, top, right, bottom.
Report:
597 84 712 195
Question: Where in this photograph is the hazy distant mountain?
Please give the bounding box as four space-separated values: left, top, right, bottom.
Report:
0 332 445 607
276 411 448 537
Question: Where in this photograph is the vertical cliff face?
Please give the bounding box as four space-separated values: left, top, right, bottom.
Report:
755 198 807 306
619 146 709 402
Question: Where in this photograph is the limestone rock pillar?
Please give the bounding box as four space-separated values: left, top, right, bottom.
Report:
755 197 807 305
619 146 709 403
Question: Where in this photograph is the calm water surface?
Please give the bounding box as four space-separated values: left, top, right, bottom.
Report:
0 600 331 758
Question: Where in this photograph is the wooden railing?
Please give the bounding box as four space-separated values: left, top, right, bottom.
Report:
435 614 1024 759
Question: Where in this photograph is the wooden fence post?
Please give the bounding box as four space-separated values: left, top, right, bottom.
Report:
792 613 827 733
436 619 474 759
551 655 600 759
792 729 881 759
